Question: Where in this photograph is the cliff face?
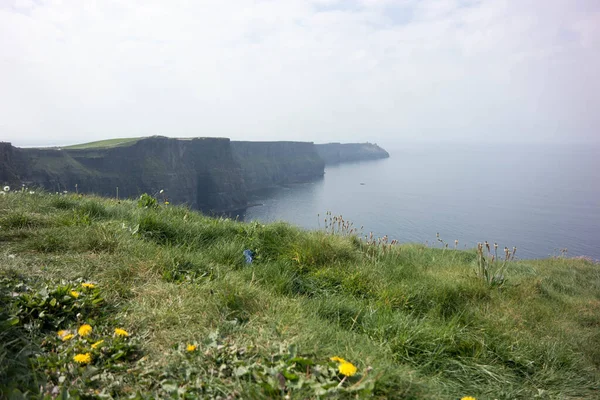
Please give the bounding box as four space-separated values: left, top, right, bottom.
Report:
1 138 390 211
0 142 25 186
316 142 389 164
1 137 247 212
231 141 325 192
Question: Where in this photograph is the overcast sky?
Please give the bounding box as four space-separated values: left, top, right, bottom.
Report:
1 0 599 147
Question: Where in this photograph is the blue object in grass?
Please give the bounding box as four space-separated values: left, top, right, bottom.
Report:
243 249 253 264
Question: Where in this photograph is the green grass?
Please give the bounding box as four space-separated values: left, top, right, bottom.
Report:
62 137 143 149
1 192 599 399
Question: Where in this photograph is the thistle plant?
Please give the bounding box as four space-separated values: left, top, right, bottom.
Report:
476 242 517 287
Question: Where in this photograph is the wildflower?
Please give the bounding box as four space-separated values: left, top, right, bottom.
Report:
114 328 129 337
0 191 5 196
186 344 197 352
165 201 170 205
91 340 104 349
62 334 75 341
78 324 92 337
3 186 9 192
70 291 80 298
73 353 92 364
338 361 357 377
330 356 347 363
81 282 96 289
460 397 477 400
57 330 70 338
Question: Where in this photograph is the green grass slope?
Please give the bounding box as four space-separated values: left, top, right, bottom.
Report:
1 192 599 399
62 137 142 149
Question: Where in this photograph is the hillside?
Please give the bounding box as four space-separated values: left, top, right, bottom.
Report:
1 191 599 399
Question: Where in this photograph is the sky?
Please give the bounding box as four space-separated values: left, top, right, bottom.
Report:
0 0 599 148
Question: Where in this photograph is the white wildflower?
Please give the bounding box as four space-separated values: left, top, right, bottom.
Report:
3 186 9 192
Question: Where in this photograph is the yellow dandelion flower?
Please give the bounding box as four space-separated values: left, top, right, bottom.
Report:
62 333 75 341
114 328 129 337
460 397 477 400
338 361 357 377
57 330 69 338
70 291 80 298
78 324 92 337
73 353 92 364
186 344 197 352
82 283 96 289
330 356 347 363
91 340 104 349
165 201 170 205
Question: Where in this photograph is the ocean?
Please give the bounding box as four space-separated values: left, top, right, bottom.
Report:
239 143 600 260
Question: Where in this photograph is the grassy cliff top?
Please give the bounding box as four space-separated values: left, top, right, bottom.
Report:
61 136 233 150
1 192 599 399
62 137 144 149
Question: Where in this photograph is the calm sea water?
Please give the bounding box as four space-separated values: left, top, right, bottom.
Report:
239 143 600 260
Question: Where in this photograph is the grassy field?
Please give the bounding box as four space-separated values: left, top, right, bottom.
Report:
62 137 142 150
1 191 599 399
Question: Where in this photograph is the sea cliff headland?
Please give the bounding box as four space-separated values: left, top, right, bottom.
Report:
0 137 389 213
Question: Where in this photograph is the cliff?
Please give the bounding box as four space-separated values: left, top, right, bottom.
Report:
0 137 247 213
315 142 389 164
231 141 324 192
0 142 25 185
1 138 390 212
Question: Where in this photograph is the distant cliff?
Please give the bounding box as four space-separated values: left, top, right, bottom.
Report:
316 142 389 164
231 141 324 192
1 138 390 212
0 137 247 213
